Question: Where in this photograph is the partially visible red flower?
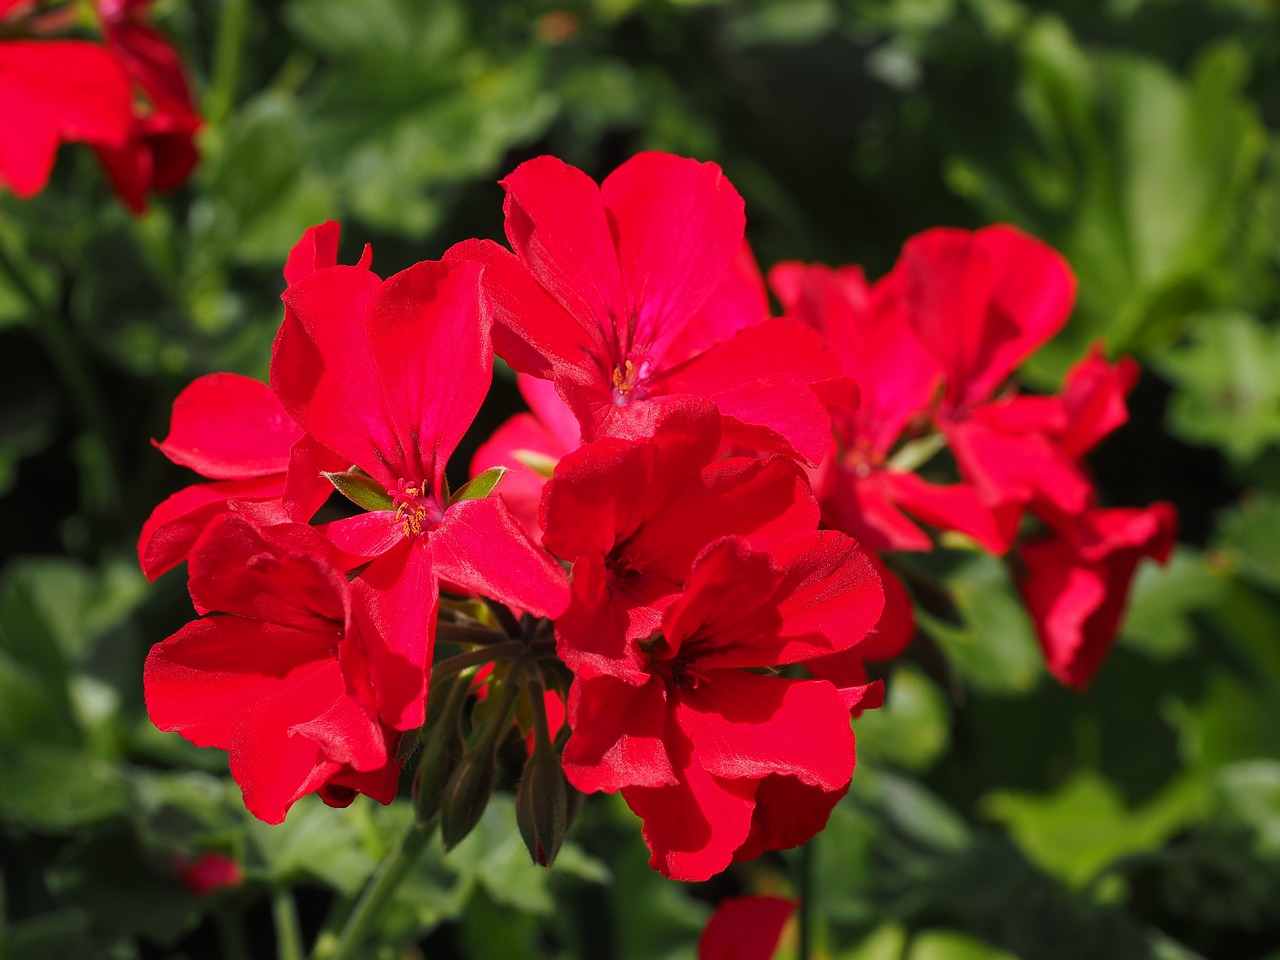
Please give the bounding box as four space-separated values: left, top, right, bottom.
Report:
145 516 403 824
273 238 569 731
470 374 580 544
0 40 132 198
173 850 243 897
561 532 883 880
771 259 1019 554
699 896 796 960
461 152 846 465
1018 503 1177 689
92 0 202 213
542 404 820 683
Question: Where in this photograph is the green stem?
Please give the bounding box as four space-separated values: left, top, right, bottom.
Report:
316 818 435 960
431 640 525 684
207 0 252 126
797 839 815 960
213 903 251 960
273 888 306 960
0 231 121 521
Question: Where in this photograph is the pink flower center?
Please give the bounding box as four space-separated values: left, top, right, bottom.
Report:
610 355 653 406
391 479 444 537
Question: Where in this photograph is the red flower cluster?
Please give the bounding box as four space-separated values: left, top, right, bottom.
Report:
141 152 1174 880
0 0 200 210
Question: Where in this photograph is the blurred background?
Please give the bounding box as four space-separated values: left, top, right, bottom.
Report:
2 0 1279 957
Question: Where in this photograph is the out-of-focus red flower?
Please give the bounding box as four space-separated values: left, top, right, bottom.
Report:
1018 503 1177 689
561 532 883 880
273 233 568 731
542 404 819 683
457 152 848 465
145 516 403 823
92 0 201 212
0 40 132 198
699 896 796 960
173 850 243 897
771 259 1020 555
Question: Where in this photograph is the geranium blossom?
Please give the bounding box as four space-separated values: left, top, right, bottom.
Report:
561 532 883 880
460 152 847 464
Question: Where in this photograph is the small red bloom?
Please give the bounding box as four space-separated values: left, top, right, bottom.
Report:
1018 503 1177 689
173 850 243 897
699 896 796 960
561 532 883 880
462 152 846 464
145 516 402 823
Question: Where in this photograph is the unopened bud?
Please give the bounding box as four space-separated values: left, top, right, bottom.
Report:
440 748 499 850
413 720 463 824
516 745 569 867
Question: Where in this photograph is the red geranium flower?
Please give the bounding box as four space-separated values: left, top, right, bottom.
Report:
272 237 569 730
561 532 883 880
1018 503 1177 688
145 516 402 823
459 152 846 464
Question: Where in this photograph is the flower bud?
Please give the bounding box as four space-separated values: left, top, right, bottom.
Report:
515 745 569 867
440 747 499 851
413 676 469 825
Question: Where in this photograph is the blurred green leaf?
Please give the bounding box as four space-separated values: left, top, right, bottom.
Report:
909 929 1023 960
247 795 379 895
1216 493 1280 593
985 769 1208 888
1120 548 1226 660
1215 760 1280 858
920 554 1043 694
1156 313 1280 462
0 746 130 831
6 909 93 960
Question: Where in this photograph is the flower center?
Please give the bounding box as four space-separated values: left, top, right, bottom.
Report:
391 480 443 537
611 355 653 406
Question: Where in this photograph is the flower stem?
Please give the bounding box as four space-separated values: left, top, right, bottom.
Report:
797 839 815 960
431 640 525 684
272 888 305 960
208 0 252 126
315 817 436 960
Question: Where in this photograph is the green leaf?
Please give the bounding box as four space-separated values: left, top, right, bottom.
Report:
1216 493 1280 593
1120 548 1226 660
909 930 1023 960
323 469 395 513
0 745 130 831
1156 313 1280 462
919 554 1043 694
1216 760 1280 859
247 795 379 895
984 769 1208 888
450 466 507 504
6 909 93 960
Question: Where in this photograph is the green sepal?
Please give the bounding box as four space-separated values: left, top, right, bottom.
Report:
450 466 507 504
323 469 394 512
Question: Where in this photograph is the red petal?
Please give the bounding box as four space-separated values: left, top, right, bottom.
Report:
365 259 491 493
601 152 746 361
144 620 335 749
699 896 796 960
349 541 437 730
734 775 850 862
155 373 301 479
501 155 627 341
945 418 1092 518
668 240 770 364
677 672 855 791
137 475 285 581
875 470 1023 555
554 554 648 683
283 221 343 285
1057 346 1139 459
562 673 677 792
430 497 569 618
274 265 397 484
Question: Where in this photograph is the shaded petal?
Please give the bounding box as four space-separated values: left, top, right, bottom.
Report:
875 470 1023 555
699 896 796 960
733 776 850 863
562 673 676 792
554 554 648 683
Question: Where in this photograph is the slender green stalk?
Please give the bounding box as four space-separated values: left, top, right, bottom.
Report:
431 640 525 684
316 817 436 960
213 903 252 960
207 0 252 126
0 232 121 520
273 888 306 960
797 839 815 960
